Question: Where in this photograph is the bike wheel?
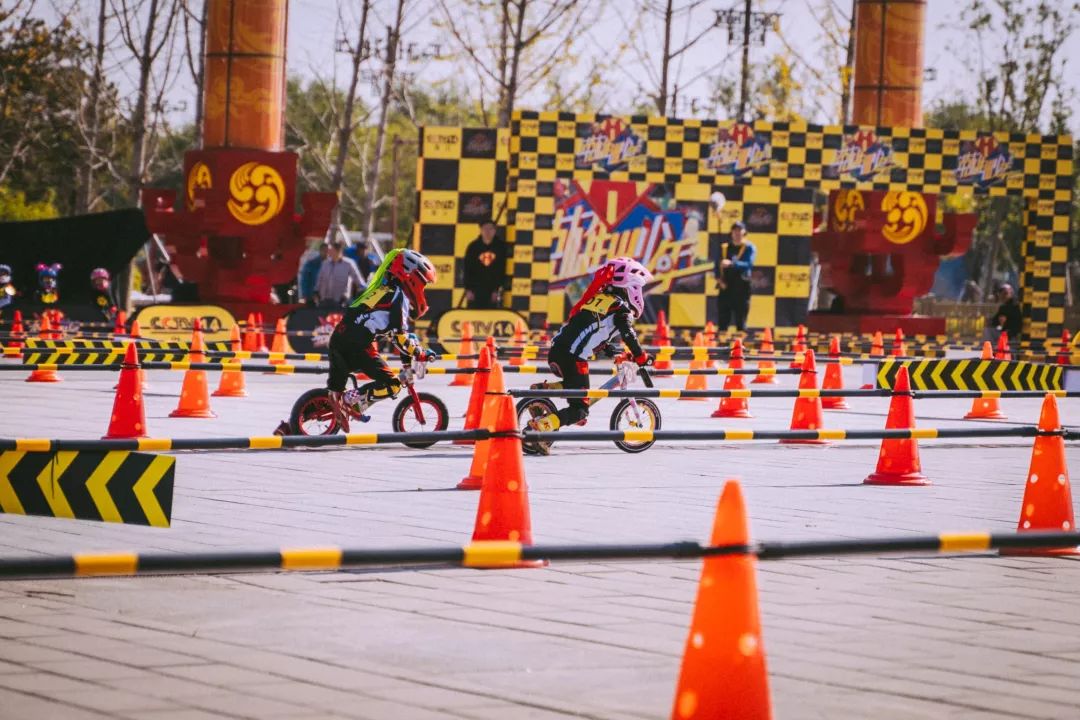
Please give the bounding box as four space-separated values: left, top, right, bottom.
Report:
610 398 661 453
289 388 340 436
516 397 557 456
392 392 450 449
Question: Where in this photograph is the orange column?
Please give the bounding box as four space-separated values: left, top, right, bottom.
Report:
202 0 288 151
852 0 925 127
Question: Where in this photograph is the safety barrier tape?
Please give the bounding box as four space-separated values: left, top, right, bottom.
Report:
1 530 1076 579
509 388 1078 400
0 426 1070 454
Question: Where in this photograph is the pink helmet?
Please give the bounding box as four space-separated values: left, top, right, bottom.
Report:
605 257 653 317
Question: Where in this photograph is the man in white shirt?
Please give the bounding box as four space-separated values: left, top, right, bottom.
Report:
314 239 364 308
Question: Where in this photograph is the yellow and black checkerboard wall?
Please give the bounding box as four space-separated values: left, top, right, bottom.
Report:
417 112 1072 339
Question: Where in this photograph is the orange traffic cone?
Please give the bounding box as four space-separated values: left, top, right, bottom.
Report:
129 320 148 389
892 328 906 357
170 319 216 418
9 310 25 348
654 310 673 371
113 309 127 336
1001 394 1078 555
269 317 291 361
26 314 60 382
103 343 147 438
870 331 885 357
242 313 256 351
788 325 807 368
468 394 543 568
704 321 717 347
450 321 476 387
995 331 1011 361
508 319 527 367
213 325 248 397
672 480 771 720
821 336 850 410
712 338 751 418
752 327 777 385
864 366 927 485
780 349 826 444
458 367 503 488
681 332 708 399
964 342 1005 419
255 312 269 352
1057 329 1071 365
456 347 494 446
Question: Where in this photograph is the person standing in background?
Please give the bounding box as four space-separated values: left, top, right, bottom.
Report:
315 239 364 308
714 220 756 332
463 220 507 309
299 243 328 306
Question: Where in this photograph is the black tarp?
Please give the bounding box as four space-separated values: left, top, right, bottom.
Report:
0 209 149 304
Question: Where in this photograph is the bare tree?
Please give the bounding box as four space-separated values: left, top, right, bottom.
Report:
180 0 206 146
331 0 371 226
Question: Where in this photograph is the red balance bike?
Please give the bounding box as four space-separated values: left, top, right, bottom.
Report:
284 361 449 449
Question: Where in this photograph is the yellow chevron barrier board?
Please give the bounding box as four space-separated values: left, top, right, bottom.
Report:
21 338 232 364
876 358 1063 391
0 450 174 527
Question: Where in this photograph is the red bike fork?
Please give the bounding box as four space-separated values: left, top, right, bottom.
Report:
405 383 427 425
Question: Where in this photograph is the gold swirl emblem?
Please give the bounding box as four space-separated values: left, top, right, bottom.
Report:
881 191 927 245
227 162 285 225
186 161 212 210
831 189 864 231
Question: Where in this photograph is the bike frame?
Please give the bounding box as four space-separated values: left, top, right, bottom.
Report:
347 360 428 424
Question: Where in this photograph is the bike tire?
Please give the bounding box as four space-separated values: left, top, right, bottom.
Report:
289 388 340 436
610 398 661 453
516 397 557 456
392 392 450 449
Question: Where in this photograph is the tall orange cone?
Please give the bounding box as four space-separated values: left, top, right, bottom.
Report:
103 343 147 438
468 395 544 567
788 325 807 368
1002 394 1078 556
450 321 476 387
681 332 708 399
25 314 60 382
113 309 127 336
169 319 216 418
752 327 777 384
864 366 927 485
870 331 885 357
130 320 147 389
255 312 269 352
964 342 1005 419
457 373 503 488
242 313 257 351
1056 329 1071 365
269 317 292 361
892 327 906 357
672 480 771 720
780 349 826 444
654 310 672 370
9 310 25 348
995 331 1011 361
455 347 494 445
508 319 527 366
712 338 751 418
821 336 850 410
213 325 248 397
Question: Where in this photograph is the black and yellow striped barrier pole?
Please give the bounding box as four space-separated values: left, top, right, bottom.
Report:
7 347 485 364
1 530 1076 579
510 388 1080 400
0 425 1072 455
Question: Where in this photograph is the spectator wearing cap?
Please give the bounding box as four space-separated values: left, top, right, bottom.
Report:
714 219 756 332
315 239 365 308
463 219 507 309
988 283 1022 342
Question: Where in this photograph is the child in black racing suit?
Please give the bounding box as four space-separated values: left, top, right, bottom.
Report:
326 249 437 432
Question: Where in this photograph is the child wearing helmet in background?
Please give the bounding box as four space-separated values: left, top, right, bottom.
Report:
0 264 15 317
327 248 439 432
527 257 654 450
90 268 118 322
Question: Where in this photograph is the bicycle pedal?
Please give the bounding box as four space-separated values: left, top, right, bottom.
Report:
357 414 371 423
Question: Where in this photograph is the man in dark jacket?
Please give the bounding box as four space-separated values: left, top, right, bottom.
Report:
714 220 756 331
991 283 1022 340
463 220 506 309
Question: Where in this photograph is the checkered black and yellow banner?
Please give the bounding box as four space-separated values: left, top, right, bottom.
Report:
416 112 1073 339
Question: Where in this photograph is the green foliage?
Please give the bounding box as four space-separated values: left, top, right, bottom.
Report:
0 185 59 221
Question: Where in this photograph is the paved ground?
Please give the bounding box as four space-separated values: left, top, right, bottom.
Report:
1 359 1079 720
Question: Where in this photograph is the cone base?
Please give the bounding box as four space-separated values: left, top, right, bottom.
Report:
103 431 148 439
1000 545 1080 557
859 384 874 390
964 411 1006 419
864 471 929 486
449 377 473 387
679 397 708 402
26 374 60 383
169 409 217 418
822 401 851 410
456 475 483 489
711 409 752 418
751 375 777 384
212 389 248 397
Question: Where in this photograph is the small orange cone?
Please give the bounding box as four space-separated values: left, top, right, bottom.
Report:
864 366 927 485
712 338 751 418
821 336 850 410
788 325 807 368
113 309 127 336
671 480 771 720
255 312 269 352
995 331 1011 361
469 394 542 567
508 319 527 366
1002 394 1078 555
9 310 25 348
26 314 60 382
213 325 248 397
242 313 257 351
458 379 502 488
780 349 826 444
704 321 717 347
269 317 291 361
964 342 1005 419
892 328 906 357
681 332 708 399
1056 329 1071 365
455 347 494 446
170 319 216 418
103 343 147 438
870 331 885 357
752 327 777 385
654 311 672 370
450 321 476 387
